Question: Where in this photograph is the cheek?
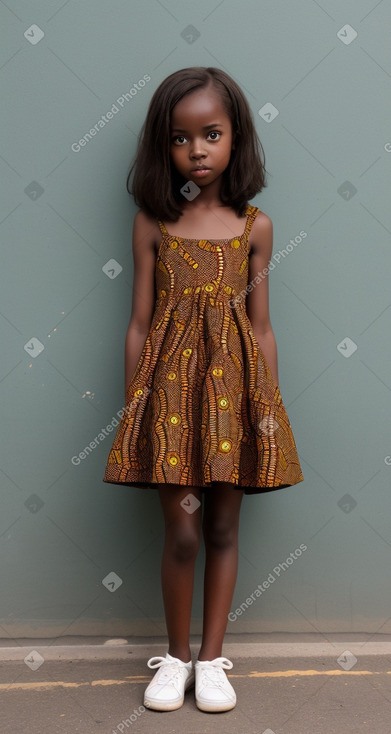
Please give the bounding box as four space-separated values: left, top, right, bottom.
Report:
171 149 188 172
170 146 182 162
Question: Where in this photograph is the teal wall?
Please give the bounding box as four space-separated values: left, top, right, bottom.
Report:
1 0 391 639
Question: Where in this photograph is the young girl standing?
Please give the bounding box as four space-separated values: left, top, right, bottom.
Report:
103 66 303 713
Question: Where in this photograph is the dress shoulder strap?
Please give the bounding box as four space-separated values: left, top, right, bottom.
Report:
157 218 168 235
244 204 260 237
157 204 260 238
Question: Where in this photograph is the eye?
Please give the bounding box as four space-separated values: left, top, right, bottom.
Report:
171 131 222 145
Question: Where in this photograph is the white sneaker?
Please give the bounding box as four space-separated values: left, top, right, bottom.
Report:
143 652 194 711
195 656 237 712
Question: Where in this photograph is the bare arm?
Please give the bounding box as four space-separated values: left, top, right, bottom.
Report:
124 210 158 398
246 213 279 388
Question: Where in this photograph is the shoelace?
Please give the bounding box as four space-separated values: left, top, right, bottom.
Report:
197 657 233 688
147 656 188 686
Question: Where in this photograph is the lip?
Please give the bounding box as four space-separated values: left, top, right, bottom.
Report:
191 167 211 177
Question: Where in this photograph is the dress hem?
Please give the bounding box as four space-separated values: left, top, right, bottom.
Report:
102 475 304 496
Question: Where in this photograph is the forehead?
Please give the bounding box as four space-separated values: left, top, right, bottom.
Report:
170 88 229 127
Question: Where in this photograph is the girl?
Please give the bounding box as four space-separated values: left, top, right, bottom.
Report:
103 67 303 713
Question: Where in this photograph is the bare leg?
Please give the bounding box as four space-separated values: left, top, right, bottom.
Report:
157 484 202 662
198 482 244 661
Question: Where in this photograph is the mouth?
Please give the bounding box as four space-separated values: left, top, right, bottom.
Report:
191 166 210 171
191 167 211 178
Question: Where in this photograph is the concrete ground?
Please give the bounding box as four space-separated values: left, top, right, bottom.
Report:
1 633 391 733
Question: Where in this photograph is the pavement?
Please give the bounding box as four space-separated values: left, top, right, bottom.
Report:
1 633 391 733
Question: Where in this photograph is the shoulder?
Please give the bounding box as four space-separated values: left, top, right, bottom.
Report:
133 208 162 254
248 209 273 257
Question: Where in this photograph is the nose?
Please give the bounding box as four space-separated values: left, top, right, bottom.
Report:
189 137 206 159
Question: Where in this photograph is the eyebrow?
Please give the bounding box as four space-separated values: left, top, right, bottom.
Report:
171 123 224 132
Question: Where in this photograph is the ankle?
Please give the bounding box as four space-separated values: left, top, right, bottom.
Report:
197 650 222 661
168 648 192 663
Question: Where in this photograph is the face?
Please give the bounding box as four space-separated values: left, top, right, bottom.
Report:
169 87 235 189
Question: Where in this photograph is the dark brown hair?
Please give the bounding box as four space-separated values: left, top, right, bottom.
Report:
126 66 268 221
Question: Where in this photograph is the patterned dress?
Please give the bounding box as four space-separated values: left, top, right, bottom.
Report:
103 204 304 494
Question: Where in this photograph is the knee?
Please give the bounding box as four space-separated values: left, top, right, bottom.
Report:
168 528 200 563
203 519 238 551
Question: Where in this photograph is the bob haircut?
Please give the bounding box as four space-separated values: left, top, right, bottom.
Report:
127 66 268 221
